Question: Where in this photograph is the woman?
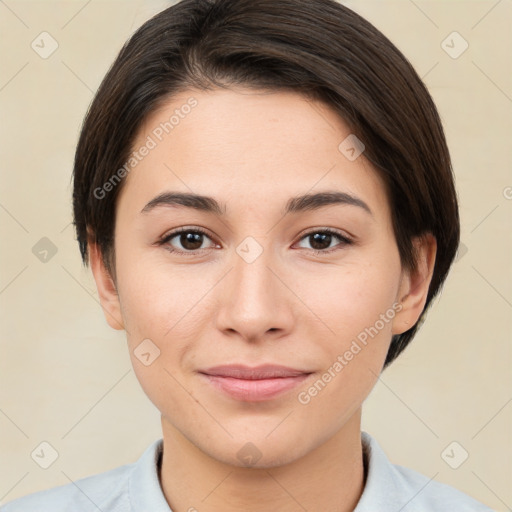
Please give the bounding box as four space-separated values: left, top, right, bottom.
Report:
2 0 494 510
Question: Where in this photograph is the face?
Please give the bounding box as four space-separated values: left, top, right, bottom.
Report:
92 87 432 468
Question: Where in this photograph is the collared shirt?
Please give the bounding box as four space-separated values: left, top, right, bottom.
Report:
0 432 494 511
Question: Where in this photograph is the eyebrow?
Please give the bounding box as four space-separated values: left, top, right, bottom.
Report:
140 190 373 217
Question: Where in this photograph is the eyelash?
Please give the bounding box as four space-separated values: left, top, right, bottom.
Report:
157 226 353 257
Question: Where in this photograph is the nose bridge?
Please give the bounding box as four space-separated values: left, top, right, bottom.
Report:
215 235 293 339
232 236 278 312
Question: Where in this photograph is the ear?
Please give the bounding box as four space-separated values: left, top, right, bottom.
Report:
392 233 437 335
88 240 125 331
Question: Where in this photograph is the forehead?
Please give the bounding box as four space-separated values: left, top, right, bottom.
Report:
117 87 388 220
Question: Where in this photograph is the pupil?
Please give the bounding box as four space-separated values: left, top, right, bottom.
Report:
311 233 331 250
181 232 203 250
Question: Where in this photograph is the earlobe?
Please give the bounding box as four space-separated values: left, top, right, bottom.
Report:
88 240 125 331
392 233 437 335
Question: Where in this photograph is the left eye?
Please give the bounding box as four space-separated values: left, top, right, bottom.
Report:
295 229 352 253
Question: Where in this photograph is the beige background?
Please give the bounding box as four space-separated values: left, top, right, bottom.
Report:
0 0 510 509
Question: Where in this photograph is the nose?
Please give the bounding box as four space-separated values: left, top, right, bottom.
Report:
214 240 296 343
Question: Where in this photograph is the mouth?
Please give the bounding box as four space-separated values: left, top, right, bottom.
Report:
198 364 314 402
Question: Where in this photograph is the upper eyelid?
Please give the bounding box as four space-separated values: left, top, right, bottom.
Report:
296 227 352 241
161 226 216 242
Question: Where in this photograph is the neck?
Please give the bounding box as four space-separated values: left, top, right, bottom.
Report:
159 410 365 512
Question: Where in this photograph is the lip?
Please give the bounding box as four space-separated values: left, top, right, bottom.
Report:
200 364 310 379
198 364 313 402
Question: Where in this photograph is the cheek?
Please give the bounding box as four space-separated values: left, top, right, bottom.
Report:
306 256 401 340
118 270 196 344
116 239 402 344
115 235 402 432
294 260 401 422
114 247 221 370
116 265 200 408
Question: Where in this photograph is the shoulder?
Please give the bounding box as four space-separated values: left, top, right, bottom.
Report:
0 439 164 512
0 464 133 512
0 463 132 512
356 432 495 512
390 462 493 511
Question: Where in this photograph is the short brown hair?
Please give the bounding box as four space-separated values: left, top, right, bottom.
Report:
72 0 460 367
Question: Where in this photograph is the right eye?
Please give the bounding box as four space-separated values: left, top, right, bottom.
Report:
158 227 219 256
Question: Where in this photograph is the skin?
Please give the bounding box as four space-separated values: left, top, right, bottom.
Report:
89 87 436 512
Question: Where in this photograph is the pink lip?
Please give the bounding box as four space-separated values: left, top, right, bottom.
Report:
198 364 313 402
